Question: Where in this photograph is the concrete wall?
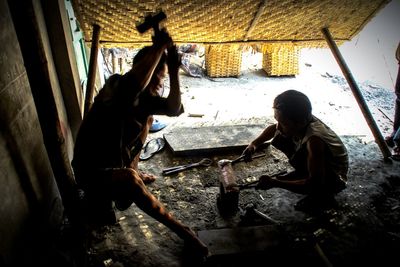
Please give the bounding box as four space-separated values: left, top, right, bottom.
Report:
0 0 82 265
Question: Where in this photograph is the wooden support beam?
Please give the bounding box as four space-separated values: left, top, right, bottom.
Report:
321 27 391 159
243 0 268 41
84 24 101 117
112 49 117 74
98 38 349 46
118 57 123 74
42 0 83 139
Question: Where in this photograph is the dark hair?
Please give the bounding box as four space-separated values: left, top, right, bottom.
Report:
133 46 167 71
273 90 312 124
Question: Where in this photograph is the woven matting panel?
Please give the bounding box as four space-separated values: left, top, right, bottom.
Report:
262 43 300 76
205 44 242 77
71 0 388 47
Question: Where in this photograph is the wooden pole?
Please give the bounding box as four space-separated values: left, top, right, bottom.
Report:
243 0 268 41
118 57 123 74
84 24 101 117
321 27 391 159
112 49 117 74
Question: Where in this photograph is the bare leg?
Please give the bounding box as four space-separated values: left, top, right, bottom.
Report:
111 168 209 257
130 116 156 183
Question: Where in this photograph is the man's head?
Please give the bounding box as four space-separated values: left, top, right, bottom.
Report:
133 46 167 96
273 90 312 137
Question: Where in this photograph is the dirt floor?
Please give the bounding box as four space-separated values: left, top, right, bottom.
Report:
83 52 400 267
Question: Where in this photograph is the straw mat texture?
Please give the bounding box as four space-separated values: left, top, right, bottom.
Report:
205 44 242 77
71 0 388 77
71 0 388 48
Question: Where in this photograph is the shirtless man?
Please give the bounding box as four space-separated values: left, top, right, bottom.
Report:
72 29 208 256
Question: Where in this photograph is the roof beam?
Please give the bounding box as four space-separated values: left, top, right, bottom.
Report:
243 0 268 41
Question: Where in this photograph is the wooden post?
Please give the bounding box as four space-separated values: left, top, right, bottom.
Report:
321 27 392 159
112 49 117 74
84 24 101 117
118 57 123 74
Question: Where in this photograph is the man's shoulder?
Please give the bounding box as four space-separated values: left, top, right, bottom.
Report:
104 73 124 87
96 73 131 103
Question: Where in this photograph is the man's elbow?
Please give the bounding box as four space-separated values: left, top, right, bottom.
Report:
165 104 184 116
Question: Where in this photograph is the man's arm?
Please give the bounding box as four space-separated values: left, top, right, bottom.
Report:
252 124 277 147
127 29 173 92
164 45 182 116
243 124 277 160
306 135 326 185
257 135 326 194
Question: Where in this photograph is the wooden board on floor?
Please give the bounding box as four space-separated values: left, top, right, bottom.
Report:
163 125 265 156
197 225 284 256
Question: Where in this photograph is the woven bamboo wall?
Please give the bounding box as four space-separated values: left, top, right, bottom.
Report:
71 0 388 47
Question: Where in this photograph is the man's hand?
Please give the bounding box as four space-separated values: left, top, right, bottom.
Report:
242 143 256 162
151 28 173 49
256 174 275 190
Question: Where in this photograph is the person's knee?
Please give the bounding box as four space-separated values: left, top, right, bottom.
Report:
111 168 146 211
111 168 144 196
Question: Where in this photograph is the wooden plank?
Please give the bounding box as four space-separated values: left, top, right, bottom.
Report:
197 225 284 256
163 125 265 156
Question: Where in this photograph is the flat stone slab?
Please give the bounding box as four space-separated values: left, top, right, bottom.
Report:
197 225 284 256
163 125 265 156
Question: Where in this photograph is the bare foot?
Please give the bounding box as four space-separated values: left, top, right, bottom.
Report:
139 171 156 184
